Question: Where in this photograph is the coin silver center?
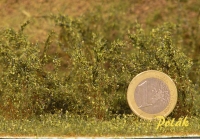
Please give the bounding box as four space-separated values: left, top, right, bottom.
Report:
134 78 170 114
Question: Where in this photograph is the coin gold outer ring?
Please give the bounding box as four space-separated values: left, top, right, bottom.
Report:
127 70 178 120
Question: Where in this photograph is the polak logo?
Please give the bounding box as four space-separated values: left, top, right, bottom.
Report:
156 116 189 130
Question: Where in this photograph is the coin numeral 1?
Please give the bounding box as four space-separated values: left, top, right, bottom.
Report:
138 80 152 109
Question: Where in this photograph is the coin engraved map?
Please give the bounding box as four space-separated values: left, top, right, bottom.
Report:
134 78 170 114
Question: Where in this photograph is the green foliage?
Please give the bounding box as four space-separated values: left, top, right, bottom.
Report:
0 113 200 137
0 14 199 121
54 15 133 119
54 11 197 119
0 22 67 119
0 1 200 137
